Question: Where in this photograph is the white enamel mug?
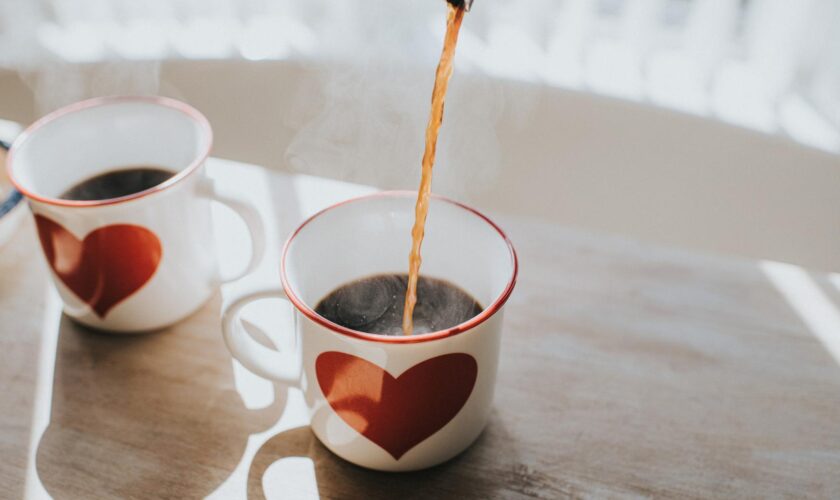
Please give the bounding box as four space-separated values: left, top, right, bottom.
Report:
222 192 517 471
6 96 264 332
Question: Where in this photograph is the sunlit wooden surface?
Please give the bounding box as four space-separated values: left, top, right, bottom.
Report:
2 159 840 499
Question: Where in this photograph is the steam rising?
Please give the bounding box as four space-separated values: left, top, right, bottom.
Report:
22 61 161 115
284 2 505 197
5 0 509 198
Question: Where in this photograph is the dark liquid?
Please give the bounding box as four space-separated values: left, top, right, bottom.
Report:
60 167 175 201
315 274 482 336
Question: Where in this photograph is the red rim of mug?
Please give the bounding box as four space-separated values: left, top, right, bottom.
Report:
5 95 213 208
280 191 519 344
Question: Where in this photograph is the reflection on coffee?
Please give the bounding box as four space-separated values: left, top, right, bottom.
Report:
60 166 175 201
315 273 482 336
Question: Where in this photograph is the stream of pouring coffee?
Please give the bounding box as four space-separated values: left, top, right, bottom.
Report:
402 2 467 335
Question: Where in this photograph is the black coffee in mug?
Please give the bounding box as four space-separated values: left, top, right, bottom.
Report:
314 273 483 336
60 166 175 201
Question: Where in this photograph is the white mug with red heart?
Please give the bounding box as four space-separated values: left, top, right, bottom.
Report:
222 192 517 471
6 96 264 332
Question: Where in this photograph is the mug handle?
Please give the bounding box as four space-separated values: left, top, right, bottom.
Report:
0 139 24 219
222 288 301 383
199 179 266 284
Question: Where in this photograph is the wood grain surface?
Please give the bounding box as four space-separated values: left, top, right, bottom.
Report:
1 160 839 499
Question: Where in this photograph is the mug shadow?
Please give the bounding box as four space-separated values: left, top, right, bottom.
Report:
247 414 520 500
35 294 286 499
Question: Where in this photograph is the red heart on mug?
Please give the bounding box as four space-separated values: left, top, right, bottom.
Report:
316 351 477 460
34 215 162 318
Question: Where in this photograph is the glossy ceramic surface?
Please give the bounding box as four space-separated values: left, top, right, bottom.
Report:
223 192 517 470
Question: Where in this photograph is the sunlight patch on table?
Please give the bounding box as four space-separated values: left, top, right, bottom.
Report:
205 388 312 500
830 273 840 293
761 260 840 365
263 457 320 500
24 286 62 500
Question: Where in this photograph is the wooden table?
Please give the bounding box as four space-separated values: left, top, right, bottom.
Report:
2 159 840 499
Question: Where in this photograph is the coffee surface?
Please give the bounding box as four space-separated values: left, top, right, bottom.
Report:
315 274 482 336
60 167 175 201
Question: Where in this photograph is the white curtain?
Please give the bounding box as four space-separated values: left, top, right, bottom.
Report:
0 0 838 151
